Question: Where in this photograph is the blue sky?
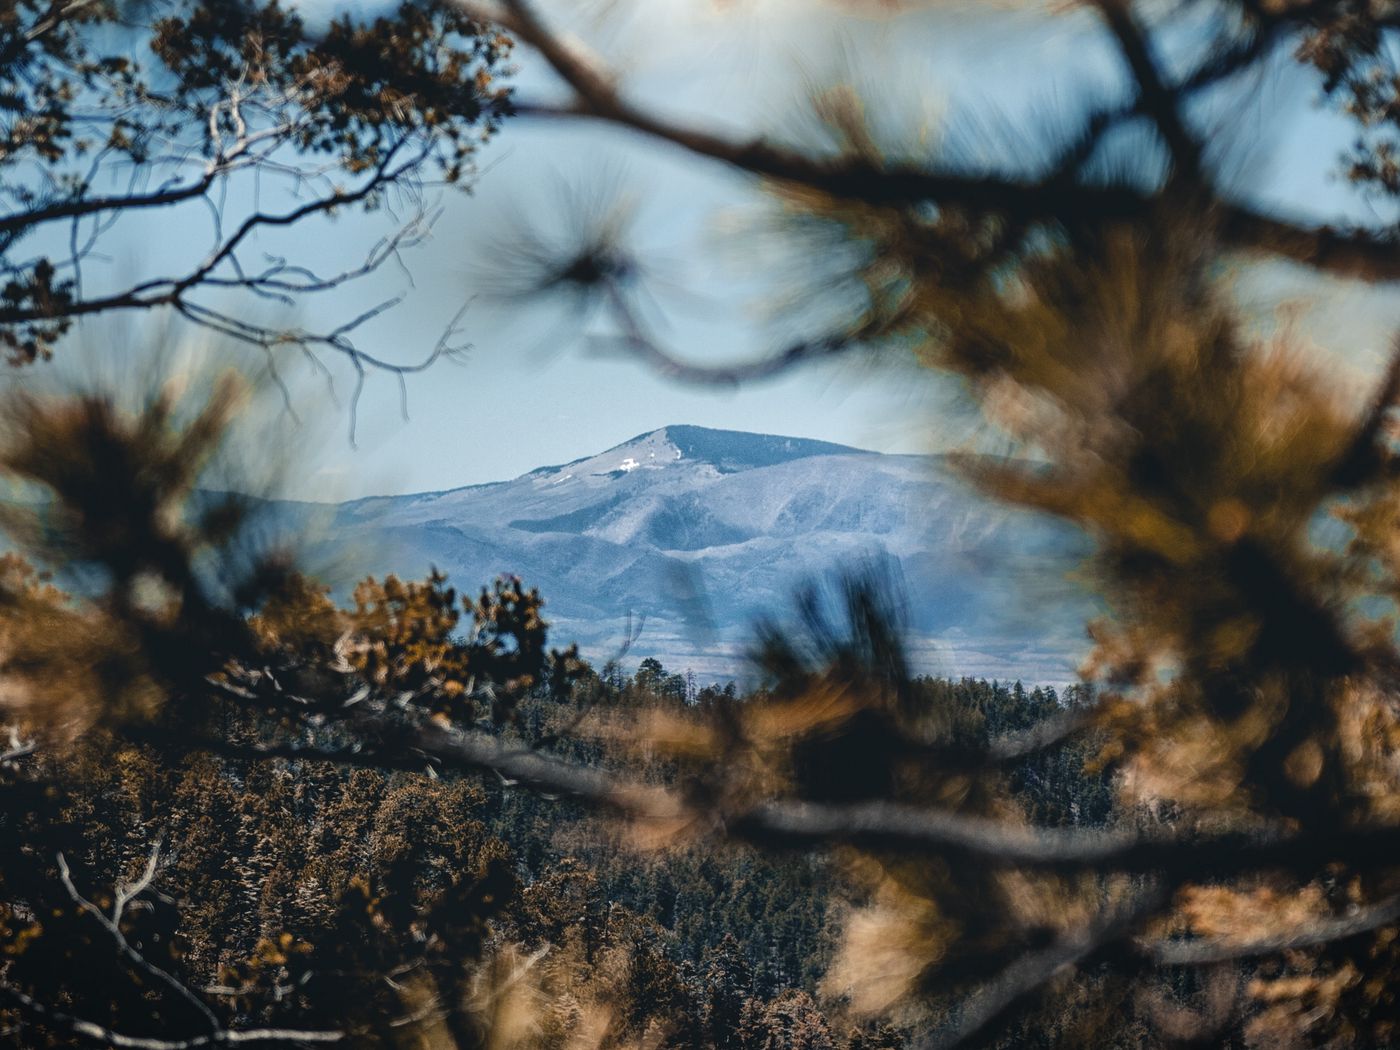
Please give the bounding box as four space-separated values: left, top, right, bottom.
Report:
36 0 1400 499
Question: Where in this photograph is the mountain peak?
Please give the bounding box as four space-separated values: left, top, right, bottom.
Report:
306 422 1085 683
529 425 871 482
607 425 868 476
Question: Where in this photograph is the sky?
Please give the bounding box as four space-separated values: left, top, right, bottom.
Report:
36 0 1400 499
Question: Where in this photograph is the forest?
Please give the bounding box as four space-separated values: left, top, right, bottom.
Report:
8 0 1400 1048
3 631 1106 1050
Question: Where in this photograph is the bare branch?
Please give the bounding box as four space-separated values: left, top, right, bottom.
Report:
600 281 912 384
0 174 220 239
112 837 164 926
0 984 343 1048
0 144 473 391
56 851 221 1033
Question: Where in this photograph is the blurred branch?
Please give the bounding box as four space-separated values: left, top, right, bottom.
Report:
1091 0 1202 184
21 0 104 44
600 281 912 384
0 726 36 764
1330 334 1400 487
466 0 1400 282
984 706 1098 763
1217 207 1400 282
138 682 1400 880
1140 894 1400 965
924 885 1171 1050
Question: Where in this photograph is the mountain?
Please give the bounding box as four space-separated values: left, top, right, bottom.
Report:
278 425 1094 684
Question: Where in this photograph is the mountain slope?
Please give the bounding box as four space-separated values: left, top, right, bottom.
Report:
290 426 1093 683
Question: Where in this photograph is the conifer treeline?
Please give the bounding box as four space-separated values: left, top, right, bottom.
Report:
1 630 1114 1050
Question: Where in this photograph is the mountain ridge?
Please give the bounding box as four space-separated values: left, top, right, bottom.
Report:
525 425 875 480
326 426 879 507
277 425 1091 683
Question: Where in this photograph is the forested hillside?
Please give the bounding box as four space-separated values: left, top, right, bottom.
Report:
1 641 1110 1050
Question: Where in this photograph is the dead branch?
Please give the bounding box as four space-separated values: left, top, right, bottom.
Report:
56 850 221 1033
0 983 343 1048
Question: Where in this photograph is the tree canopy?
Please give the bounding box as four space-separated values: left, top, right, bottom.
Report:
1 0 510 383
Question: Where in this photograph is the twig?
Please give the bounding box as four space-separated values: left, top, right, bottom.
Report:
112 837 164 925
55 850 221 1033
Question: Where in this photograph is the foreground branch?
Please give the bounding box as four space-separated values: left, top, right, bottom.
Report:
924 886 1171 1050
464 0 1400 283
1141 894 1400 966
137 703 1400 880
0 985 342 1049
55 850 220 1033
